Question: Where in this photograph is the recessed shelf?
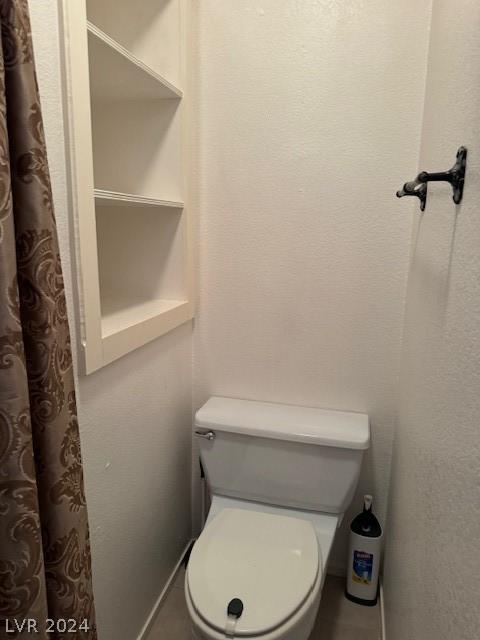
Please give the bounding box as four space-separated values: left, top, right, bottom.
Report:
86 0 181 86
102 297 188 337
87 21 182 101
95 204 189 366
94 189 184 209
101 298 192 366
91 98 182 200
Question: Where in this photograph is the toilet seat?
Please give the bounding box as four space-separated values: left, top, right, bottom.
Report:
187 508 321 637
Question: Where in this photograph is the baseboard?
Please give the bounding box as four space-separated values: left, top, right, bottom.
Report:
380 578 386 640
136 538 194 640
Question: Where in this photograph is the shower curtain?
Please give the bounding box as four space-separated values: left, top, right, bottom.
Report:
0 1 96 638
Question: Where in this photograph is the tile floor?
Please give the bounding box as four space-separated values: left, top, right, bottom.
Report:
147 566 381 640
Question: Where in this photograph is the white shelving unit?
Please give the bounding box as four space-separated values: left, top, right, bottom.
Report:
60 0 193 373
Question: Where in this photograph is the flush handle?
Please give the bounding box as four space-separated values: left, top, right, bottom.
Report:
194 430 216 441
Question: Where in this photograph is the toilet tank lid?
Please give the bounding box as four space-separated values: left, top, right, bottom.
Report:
195 397 370 450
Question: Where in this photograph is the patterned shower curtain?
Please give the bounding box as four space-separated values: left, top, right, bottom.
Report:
0 1 96 638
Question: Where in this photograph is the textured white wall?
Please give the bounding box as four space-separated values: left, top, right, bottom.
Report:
191 0 431 570
31 1 480 637
384 1 480 638
29 4 193 640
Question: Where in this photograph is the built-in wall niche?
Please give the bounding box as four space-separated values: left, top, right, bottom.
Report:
86 0 180 86
60 0 192 373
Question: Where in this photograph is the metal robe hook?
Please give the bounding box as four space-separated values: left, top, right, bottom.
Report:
396 182 428 212
396 146 467 211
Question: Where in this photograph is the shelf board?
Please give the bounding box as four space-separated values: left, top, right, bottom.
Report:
101 297 192 366
87 22 183 101
94 189 184 210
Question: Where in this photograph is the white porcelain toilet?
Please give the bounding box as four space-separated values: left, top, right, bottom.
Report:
185 397 370 640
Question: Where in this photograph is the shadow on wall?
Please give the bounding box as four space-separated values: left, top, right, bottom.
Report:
409 207 460 327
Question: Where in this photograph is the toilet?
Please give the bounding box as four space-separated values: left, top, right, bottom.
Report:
185 397 370 640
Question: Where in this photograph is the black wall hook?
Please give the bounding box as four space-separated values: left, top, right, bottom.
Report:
396 146 467 211
396 182 428 212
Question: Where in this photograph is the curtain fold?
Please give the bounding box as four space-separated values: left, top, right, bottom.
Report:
0 1 96 638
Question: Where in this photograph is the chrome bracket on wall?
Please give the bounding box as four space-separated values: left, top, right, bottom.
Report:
396 146 467 211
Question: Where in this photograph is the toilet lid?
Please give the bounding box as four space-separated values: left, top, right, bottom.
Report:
187 508 320 637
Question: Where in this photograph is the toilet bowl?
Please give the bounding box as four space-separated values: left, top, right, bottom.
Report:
186 397 370 640
186 496 339 640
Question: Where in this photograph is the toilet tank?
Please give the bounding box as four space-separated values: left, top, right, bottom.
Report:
195 397 370 514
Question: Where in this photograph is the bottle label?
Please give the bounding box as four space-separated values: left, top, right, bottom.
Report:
352 550 373 585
